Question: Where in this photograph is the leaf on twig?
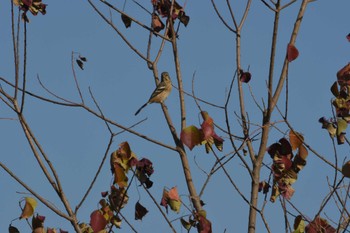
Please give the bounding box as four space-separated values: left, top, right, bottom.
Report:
8 225 20 233
135 201 148 220
76 59 84 70
121 14 132 28
196 211 212 233
151 13 164 33
287 43 299 62
342 160 350 178
20 197 37 219
239 69 252 83
160 186 181 213
292 215 305 233
305 217 336 233
90 210 107 232
180 125 202 150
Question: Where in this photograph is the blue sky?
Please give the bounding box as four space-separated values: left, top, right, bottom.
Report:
1 0 350 232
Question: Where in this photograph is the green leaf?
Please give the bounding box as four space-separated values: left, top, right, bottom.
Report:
181 218 192 230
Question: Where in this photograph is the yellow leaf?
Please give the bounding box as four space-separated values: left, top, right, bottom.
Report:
20 197 37 219
169 199 181 213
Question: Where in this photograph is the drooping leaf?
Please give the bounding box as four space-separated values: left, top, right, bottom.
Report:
76 59 84 70
113 163 128 188
32 215 45 231
180 125 202 150
258 181 271 194
292 215 305 233
121 14 132 28
292 145 308 172
90 210 107 233
135 158 154 189
196 214 212 233
200 111 224 153
20 197 37 219
135 201 148 220
342 160 350 178
178 11 190 26
110 142 137 187
47 229 56 233
109 186 129 211
151 13 164 33
289 131 304 151
318 117 337 137
305 217 336 233
79 55 87 62
8 225 20 233
160 186 181 213
336 118 348 144
337 63 350 87
181 218 193 230
287 43 299 62
330 81 339 97
111 215 122 228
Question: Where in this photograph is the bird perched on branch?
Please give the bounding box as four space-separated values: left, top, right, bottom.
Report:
135 72 172 116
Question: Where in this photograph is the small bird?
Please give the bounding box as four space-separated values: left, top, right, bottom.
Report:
135 72 172 116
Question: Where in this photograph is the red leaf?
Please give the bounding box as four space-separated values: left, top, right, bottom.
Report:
347 33 350 42
197 215 212 233
239 69 252 83
305 217 336 233
22 0 33 7
287 44 299 62
90 210 107 232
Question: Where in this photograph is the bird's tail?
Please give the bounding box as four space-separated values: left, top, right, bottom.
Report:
135 102 148 115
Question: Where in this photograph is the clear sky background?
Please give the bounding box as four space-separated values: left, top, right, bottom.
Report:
1 0 349 232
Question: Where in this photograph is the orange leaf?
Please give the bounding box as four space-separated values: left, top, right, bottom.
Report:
289 131 304 151
114 163 128 188
287 44 299 62
168 186 180 201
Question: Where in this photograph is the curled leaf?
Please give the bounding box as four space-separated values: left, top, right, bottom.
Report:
239 69 252 83
20 197 37 219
